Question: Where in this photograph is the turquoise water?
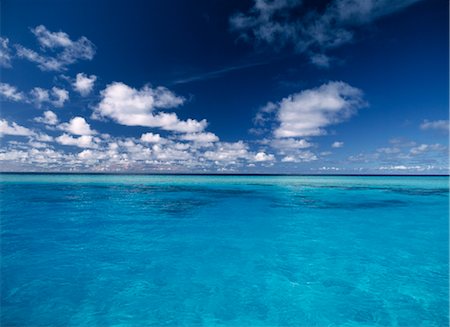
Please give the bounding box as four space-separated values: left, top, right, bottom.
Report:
0 174 448 326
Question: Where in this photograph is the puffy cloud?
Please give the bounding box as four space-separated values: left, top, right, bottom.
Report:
15 25 95 71
274 81 366 138
73 73 97 96
0 83 25 101
34 110 59 125
254 151 275 162
0 119 35 136
51 87 69 107
58 117 96 135
179 132 219 143
332 141 344 148
56 134 96 148
270 138 312 150
230 0 420 67
0 37 12 68
280 151 318 162
94 82 207 133
203 141 252 163
420 119 449 133
140 132 162 143
30 87 69 108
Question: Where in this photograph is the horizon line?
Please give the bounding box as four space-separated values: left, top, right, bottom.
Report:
0 172 448 177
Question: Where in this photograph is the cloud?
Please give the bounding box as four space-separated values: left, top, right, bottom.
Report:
281 151 318 162
230 0 420 67
0 119 35 136
270 138 312 150
179 132 219 143
140 132 162 143
0 37 12 68
420 119 449 133
409 143 446 156
56 134 97 148
51 87 69 107
332 141 344 148
15 25 96 71
94 82 207 133
254 151 275 162
203 141 251 163
30 87 69 108
73 73 97 96
34 110 59 125
0 83 25 101
273 81 366 138
58 117 96 135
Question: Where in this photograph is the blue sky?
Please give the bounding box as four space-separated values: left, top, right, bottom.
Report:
0 0 448 173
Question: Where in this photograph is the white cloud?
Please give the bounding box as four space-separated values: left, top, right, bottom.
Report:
203 141 251 162
51 87 69 107
0 83 25 101
409 143 446 156
420 120 449 133
94 82 207 133
140 132 162 143
280 151 318 162
332 141 344 148
56 134 96 148
73 73 97 96
58 117 96 135
0 37 12 68
274 81 366 138
34 110 59 125
15 25 96 71
270 138 312 150
0 119 35 137
30 87 69 108
254 151 275 162
179 132 219 143
230 0 420 67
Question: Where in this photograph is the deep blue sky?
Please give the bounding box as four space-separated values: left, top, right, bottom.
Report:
0 0 448 173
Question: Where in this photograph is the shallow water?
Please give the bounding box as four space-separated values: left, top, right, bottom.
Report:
1 174 448 326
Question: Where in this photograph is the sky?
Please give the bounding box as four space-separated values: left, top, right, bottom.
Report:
0 0 448 173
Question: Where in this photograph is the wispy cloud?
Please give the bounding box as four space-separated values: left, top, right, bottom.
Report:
172 61 268 84
230 0 421 67
15 25 96 71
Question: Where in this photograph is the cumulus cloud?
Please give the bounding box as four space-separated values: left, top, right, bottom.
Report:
15 25 95 71
140 132 162 143
230 0 420 67
254 151 275 162
30 87 69 108
420 119 449 133
94 82 207 133
73 73 97 96
0 119 35 137
0 83 25 101
273 81 366 138
281 151 318 162
0 37 12 68
58 117 96 135
204 141 251 163
56 134 97 148
332 141 344 148
179 132 219 143
34 110 59 125
270 138 312 150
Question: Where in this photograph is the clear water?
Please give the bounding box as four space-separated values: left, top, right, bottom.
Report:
1 174 448 326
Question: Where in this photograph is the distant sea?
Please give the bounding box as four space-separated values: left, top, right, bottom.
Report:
1 174 448 326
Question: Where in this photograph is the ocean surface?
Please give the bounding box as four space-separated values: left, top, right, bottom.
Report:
0 174 448 326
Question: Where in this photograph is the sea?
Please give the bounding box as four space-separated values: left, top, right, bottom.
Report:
0 174 448 326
